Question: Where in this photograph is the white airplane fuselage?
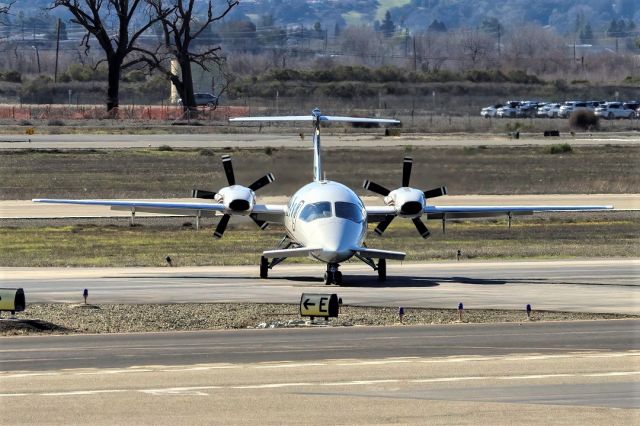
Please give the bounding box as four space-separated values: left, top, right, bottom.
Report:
284 180 367 263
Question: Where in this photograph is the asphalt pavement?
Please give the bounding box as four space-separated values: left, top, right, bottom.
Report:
3 260 639 314
1 321 638 424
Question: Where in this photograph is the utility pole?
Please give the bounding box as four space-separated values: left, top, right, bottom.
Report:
54 19 61 83
32 45 41 74
497 27 501 64
413 36 417 71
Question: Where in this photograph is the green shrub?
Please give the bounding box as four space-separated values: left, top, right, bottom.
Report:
552 79 569 92
506 70 542 84
20 75 54 103
199 148 214 156
157 145 173 151
569 110 599 131
47 119 65 126
547 143 573 154
2 70 22 83
138 75 170 101
123 70 147 82
65 64 108 82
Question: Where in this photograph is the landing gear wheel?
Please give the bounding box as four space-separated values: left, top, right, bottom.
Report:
377 259 387 281
334 271 343 285
324 272 333 285
260 256 269 279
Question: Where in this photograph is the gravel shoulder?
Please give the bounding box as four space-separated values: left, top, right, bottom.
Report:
0 303 634 336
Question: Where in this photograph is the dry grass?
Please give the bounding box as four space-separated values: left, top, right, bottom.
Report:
1 214 637 267
1 145 639 200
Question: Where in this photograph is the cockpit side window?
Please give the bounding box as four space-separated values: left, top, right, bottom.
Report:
335 201 365 223
299 201 332 222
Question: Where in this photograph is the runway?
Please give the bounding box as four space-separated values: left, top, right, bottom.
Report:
3 259 639 314
1 321 638 423
1 132 638 149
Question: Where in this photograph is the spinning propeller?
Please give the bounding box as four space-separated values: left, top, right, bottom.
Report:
363 156 447 239
192 154 274 238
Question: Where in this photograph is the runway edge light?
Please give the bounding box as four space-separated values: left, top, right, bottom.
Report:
0 288 26 315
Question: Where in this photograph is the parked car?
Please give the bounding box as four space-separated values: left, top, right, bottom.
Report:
594 102 635 119
480 103 504 118
516 101 544 117
558 101 588 118
177 93 219 107
622 101 640 118
537 103 561 118
496 101 521 118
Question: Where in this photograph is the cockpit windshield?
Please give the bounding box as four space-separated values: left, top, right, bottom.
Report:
299 202 332 222
335 201 365 223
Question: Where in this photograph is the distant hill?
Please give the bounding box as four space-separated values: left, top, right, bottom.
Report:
8 0 640 36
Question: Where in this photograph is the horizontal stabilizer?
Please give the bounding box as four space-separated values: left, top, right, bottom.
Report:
262 247 321 259
353 247 406 260
230 113 400 125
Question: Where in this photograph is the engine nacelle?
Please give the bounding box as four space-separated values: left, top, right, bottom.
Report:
384 187 425 218
215 185 255 215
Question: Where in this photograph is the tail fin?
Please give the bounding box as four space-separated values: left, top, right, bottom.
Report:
230 108 400 182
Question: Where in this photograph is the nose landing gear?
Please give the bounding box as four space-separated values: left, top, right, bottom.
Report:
324 263 343 285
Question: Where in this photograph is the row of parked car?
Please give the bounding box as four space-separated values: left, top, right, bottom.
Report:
481 100 640 119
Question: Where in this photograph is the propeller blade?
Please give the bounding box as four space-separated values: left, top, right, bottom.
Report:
412 217 431 239
213 214 231 239
424 186 448 199
374 215 395 236
251 215 269 230
363 180 391 196
221 154 235 185
402 156 413 187
191 189 216 199
248 173 275 192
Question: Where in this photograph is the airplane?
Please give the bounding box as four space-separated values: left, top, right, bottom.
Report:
34 108 613 285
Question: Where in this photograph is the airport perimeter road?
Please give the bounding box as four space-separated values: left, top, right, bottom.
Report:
3 259 639 314
1 132 639 149
0 321 638 424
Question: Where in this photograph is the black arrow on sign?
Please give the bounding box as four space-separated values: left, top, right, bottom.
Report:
303 299 315 310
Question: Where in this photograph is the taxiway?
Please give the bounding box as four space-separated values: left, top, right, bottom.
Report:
1 321 638 424
2 259 639 314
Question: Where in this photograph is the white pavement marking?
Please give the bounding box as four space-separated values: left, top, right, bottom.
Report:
41 390 127 396
2 372 639 398
3 351 639 378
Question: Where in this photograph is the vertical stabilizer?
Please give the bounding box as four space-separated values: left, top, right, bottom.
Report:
312 108 323 182
229 109 400 183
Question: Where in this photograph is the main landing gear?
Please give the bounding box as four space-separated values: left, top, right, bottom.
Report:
324 263 343 285
377 258 386 281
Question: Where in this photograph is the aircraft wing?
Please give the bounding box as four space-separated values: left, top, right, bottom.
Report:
365 204 613 221
423 204 614 219
32 199 287 224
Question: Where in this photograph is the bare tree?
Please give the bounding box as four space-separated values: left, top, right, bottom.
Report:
144 0 238 110
53 0 173 113
340 26 380 65
456 29 495 69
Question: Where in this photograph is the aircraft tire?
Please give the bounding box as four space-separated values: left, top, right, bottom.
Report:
377 259 387 281
335 271 343 285
260 256 268 279
324 272 333 285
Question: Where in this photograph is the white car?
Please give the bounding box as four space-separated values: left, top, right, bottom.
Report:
558 101 587 118
595 102 635 119
538 103 561 118
480 104 503 118
496 101 521 118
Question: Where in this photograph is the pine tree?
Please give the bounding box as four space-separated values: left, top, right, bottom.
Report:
381 11 395 38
